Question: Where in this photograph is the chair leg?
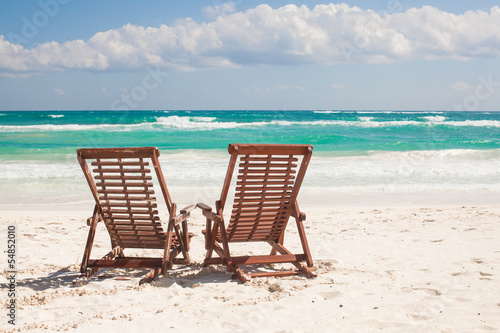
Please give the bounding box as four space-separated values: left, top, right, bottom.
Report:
83 246 123 278
231 265 248 283
181 221 191 264
270 241 316 278
139 267 160 285
174 224 190 264
205 221 219 262
81 208 100 274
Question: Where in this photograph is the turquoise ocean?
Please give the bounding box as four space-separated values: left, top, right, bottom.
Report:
1 110 500 209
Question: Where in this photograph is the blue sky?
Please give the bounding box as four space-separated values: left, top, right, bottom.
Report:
0 0 499 111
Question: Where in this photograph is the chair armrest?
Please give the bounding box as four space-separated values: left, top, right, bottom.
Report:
196 202 212 212
291 209 306 221
196 203 222 223
86 214 103 226
180 204 196 214
172 205 194 225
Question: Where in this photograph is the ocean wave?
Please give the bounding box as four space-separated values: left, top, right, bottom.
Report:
2 115 500 132
154 117 500 130
0 123 149 132
423 115 446 122
154 116 254 129
0 163 81 179
48 114 65 118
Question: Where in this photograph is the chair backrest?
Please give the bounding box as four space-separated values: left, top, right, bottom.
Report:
77 147 173 249
220 144 313 243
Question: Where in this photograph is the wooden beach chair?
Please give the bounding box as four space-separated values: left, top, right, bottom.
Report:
197 144 316 282
77 147 193 284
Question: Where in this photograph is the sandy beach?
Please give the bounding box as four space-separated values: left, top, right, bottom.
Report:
1 204 499 332
2 0 500 330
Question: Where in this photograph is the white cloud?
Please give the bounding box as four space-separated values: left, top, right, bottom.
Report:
1 4 500 75
451 81 474 92
332 83 345 90
277 84 304 91
53 88 66 95
203 2 237 19
253 84 304 93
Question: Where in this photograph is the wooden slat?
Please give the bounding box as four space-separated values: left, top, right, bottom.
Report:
249 271 300 278
240 157 299 162
232 197 292 203
99 195 157 201
95 175 153 180
93 168 151 173
96 182 153 187
78 147 159 159
102 208 158 214
112 236 164 242
106 223 163 230
109 226 163 233
104 213 159 218
236 185 293 191
235 189 291 193
228 235 283 241
228 143 312 155
98 189 155 195
228 218 287 225
106 220 160 226
88 258 163 268
236 180 294 186
239 164 297 169
101 202 157 208
104 214 158 220
112 230 163 236
233 201 292 208
234 192 291 198
228 222 286 229
111 236 164 242
107 226 157 232
228 228 286 235
110 226 162 232
232 207 288 213
237 175 295 180
239 166 293 173
231 211 287 217
230 254 307 265
228 233 280 239
92 161 149 167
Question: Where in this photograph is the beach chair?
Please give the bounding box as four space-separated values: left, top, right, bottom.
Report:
77 147 193 284
197 144 316 282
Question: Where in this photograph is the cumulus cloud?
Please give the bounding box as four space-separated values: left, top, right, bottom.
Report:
203 2 237 19
1 4 500 75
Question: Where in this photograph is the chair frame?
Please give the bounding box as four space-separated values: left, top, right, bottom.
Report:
77 147 193 284
197 144 316 282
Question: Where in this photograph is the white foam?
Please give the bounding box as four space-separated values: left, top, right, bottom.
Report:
154 116 263 130
423 115 446 122
2 116 500 132
0 123 151 132
0 162 81 179
358 117 374 122
2 148 500 207
48 114 64 118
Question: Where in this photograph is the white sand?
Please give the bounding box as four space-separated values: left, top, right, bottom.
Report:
1 205 499 332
